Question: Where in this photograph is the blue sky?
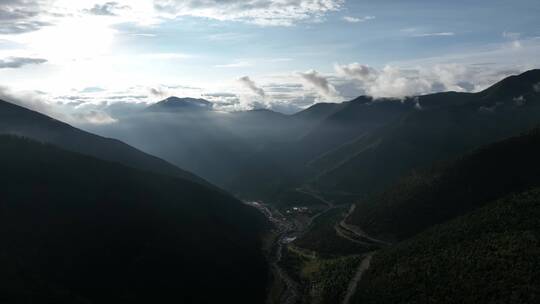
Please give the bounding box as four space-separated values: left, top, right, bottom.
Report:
0 0 539 122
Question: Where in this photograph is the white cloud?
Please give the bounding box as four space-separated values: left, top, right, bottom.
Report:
1 0 344 35
74 110 117 124
0 85 63 119
153 0 345 26
331 37 540 99
365 66 432 98
412 32 455 37
343 15 375 23
298 69 341 99
334 62 516 99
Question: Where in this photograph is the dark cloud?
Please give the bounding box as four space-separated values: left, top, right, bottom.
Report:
85 2 130 16
457 81 475 92
238 76 265 97
430 81 446 92
335 63 378 81
149 87 167 97
334 81 366 99
0 0 50 34
0 57 47 68
298 70 340 98
0 20 50 34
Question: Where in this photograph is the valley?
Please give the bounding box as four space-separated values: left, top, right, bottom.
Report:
1 69 540 303
2 1 539 303
237 70 540 303
248 189 388 304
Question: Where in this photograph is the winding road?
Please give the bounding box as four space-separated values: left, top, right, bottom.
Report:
246 202 301 304
336 204 391 246
246 199 388 304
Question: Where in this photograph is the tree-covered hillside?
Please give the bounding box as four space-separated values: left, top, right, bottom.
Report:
353 188 540 304
0 136 268 304
309 70 540 202
0 99 206 185
349 128 540 241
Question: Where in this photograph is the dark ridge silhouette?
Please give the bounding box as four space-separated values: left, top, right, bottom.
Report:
0 135 268 304
0 99 208 185
84 70 540 205
350 127 540 241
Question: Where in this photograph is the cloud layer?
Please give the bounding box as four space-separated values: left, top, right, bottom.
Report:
153 0 344 26
0 56 47 68
0 0 50 34
334 62 518 98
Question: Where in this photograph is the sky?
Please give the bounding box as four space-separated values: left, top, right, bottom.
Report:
0 0 539 123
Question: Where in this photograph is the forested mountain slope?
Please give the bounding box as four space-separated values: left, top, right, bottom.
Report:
0 100 205 184
348 127 540 241
310 70 540 202
353 187 540 303
0 135 268 304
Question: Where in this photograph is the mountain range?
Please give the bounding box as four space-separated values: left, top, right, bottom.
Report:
351 128 540 303
0 100 206 185
86 70 540 205
2 69 540 303
0 100 269 303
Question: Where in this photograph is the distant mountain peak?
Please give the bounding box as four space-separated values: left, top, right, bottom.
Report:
479 69 540 100
147 97 213 112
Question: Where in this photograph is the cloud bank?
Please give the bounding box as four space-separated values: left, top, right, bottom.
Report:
153 0 344 26
334 62 517 98
85 2 130 16
0 56 47 68
0 0 50 34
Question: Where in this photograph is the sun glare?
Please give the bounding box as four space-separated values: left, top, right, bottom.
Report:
18 17 116 62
